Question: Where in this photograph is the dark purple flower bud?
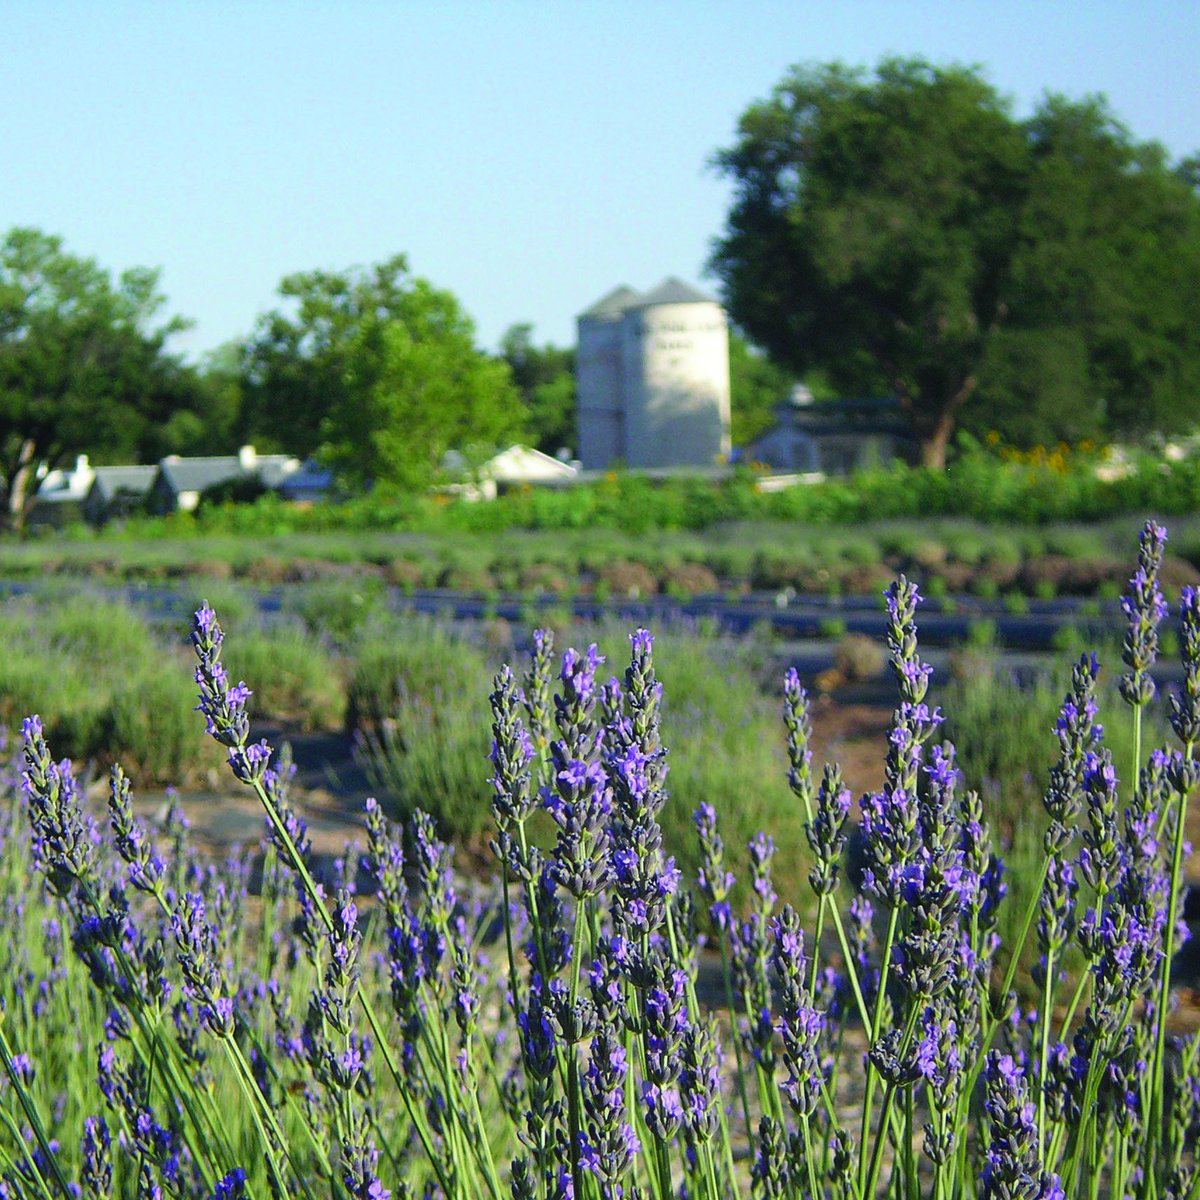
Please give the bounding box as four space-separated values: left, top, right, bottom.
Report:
80 1115 112 1200
772 907 826 1116
579 1028 637 1188
783 668 813 808
517 974 560 1081
885 577 932 705
679 1018 720 1145
981 1052 1060 1200
868 1029 921 1086
22 720 97 899
751 1115 791 1199
491 664 537 831
342 1114 390 1200
1043 654 1102 845
694 803 735 929
191 605 252 749
452 941 479 1038
522 627 556 768
806 762 851 896
108 765 165 895
210 1168 248 1200
170 892 234 1037
1171 584 1200 746
1037 854 1078 961
364 796 407 929
1120 521 1168 708
748 832 777 915
1079 750 1120 895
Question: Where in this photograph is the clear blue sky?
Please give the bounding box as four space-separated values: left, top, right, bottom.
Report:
2 1 1196 362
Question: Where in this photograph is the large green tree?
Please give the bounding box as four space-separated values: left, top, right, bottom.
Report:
710 59 1200 467
0 227 200 524
728 331 800 445
499 323 576 456
242 255 525 489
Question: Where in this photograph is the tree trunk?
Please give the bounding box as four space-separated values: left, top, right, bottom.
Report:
918 418 955 470
916 375 978 470
5 438 38 531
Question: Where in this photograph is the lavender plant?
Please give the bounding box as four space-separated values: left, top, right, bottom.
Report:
0 521 1194 1198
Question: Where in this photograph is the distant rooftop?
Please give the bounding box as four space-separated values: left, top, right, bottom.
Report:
627 276 717 308
579 284 642 320
578 277 718 320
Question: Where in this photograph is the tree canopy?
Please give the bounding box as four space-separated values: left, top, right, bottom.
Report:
0 227 201 524
710 59 1200 467
728 331 800 446
499 323 576 457
242 255 525 490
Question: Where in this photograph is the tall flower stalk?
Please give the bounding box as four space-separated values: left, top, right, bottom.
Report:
2 526 1199 1199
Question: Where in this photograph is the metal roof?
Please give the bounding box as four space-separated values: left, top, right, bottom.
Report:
627 277 717 308
89 466 156 500
578 285 642 319
157 454 296 494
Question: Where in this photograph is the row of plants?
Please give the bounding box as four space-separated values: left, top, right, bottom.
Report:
22 444 1200 544
0 522 1197 1197
7 514 1200 601
0 593 800 888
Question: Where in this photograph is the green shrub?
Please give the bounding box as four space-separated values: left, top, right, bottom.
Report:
347 621 489 732
224 626 347 730
283 576 388 646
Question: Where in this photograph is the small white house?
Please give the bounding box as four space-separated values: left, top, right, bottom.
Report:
441 444 577 500
28 456 96 526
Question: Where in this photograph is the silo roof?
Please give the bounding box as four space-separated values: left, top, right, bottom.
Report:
579 285 642 319
629 277 717 308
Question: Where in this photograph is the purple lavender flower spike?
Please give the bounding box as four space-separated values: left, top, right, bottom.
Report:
80 1115 112 1200
544 644 611 899
580 1029 638 1197
1120 520 1169 708
772 906 826 1117
884 576 932 705
1042 652 1103 857
170 892 234 1037
192 604 251 748
22 718 97 900
694 802 735 930
522 626 556 763
210 1168 248 1199
490 664 537 835
981 1052 1063 1200
783 667 814 808
806 762 851 897
1078 750 1120 897
1170 584 1200 747
108 764 165 896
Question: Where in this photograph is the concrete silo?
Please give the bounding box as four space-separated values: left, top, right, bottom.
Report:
620 278 731 469
576 285 641 470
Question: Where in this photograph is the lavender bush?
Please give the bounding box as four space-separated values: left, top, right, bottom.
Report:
0 521 1196 1198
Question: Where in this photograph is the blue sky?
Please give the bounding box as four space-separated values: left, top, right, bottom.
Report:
2 1 1197 361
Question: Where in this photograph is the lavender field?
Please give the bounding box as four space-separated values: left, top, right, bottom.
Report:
0 522 1196 1199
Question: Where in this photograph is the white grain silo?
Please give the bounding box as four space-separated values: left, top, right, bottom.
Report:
576 285 641 470
619 278 731 469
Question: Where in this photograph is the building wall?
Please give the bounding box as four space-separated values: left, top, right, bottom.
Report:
576 312 626 470
621 300 730 468
577 292 731 470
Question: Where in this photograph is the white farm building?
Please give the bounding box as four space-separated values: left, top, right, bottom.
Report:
576 278 731 470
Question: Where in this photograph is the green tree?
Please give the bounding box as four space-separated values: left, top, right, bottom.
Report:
710 59 1200 466
146 340 244 461
242 256 525 489
499 323 576 456
0 227 200 525
728 331 798 445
